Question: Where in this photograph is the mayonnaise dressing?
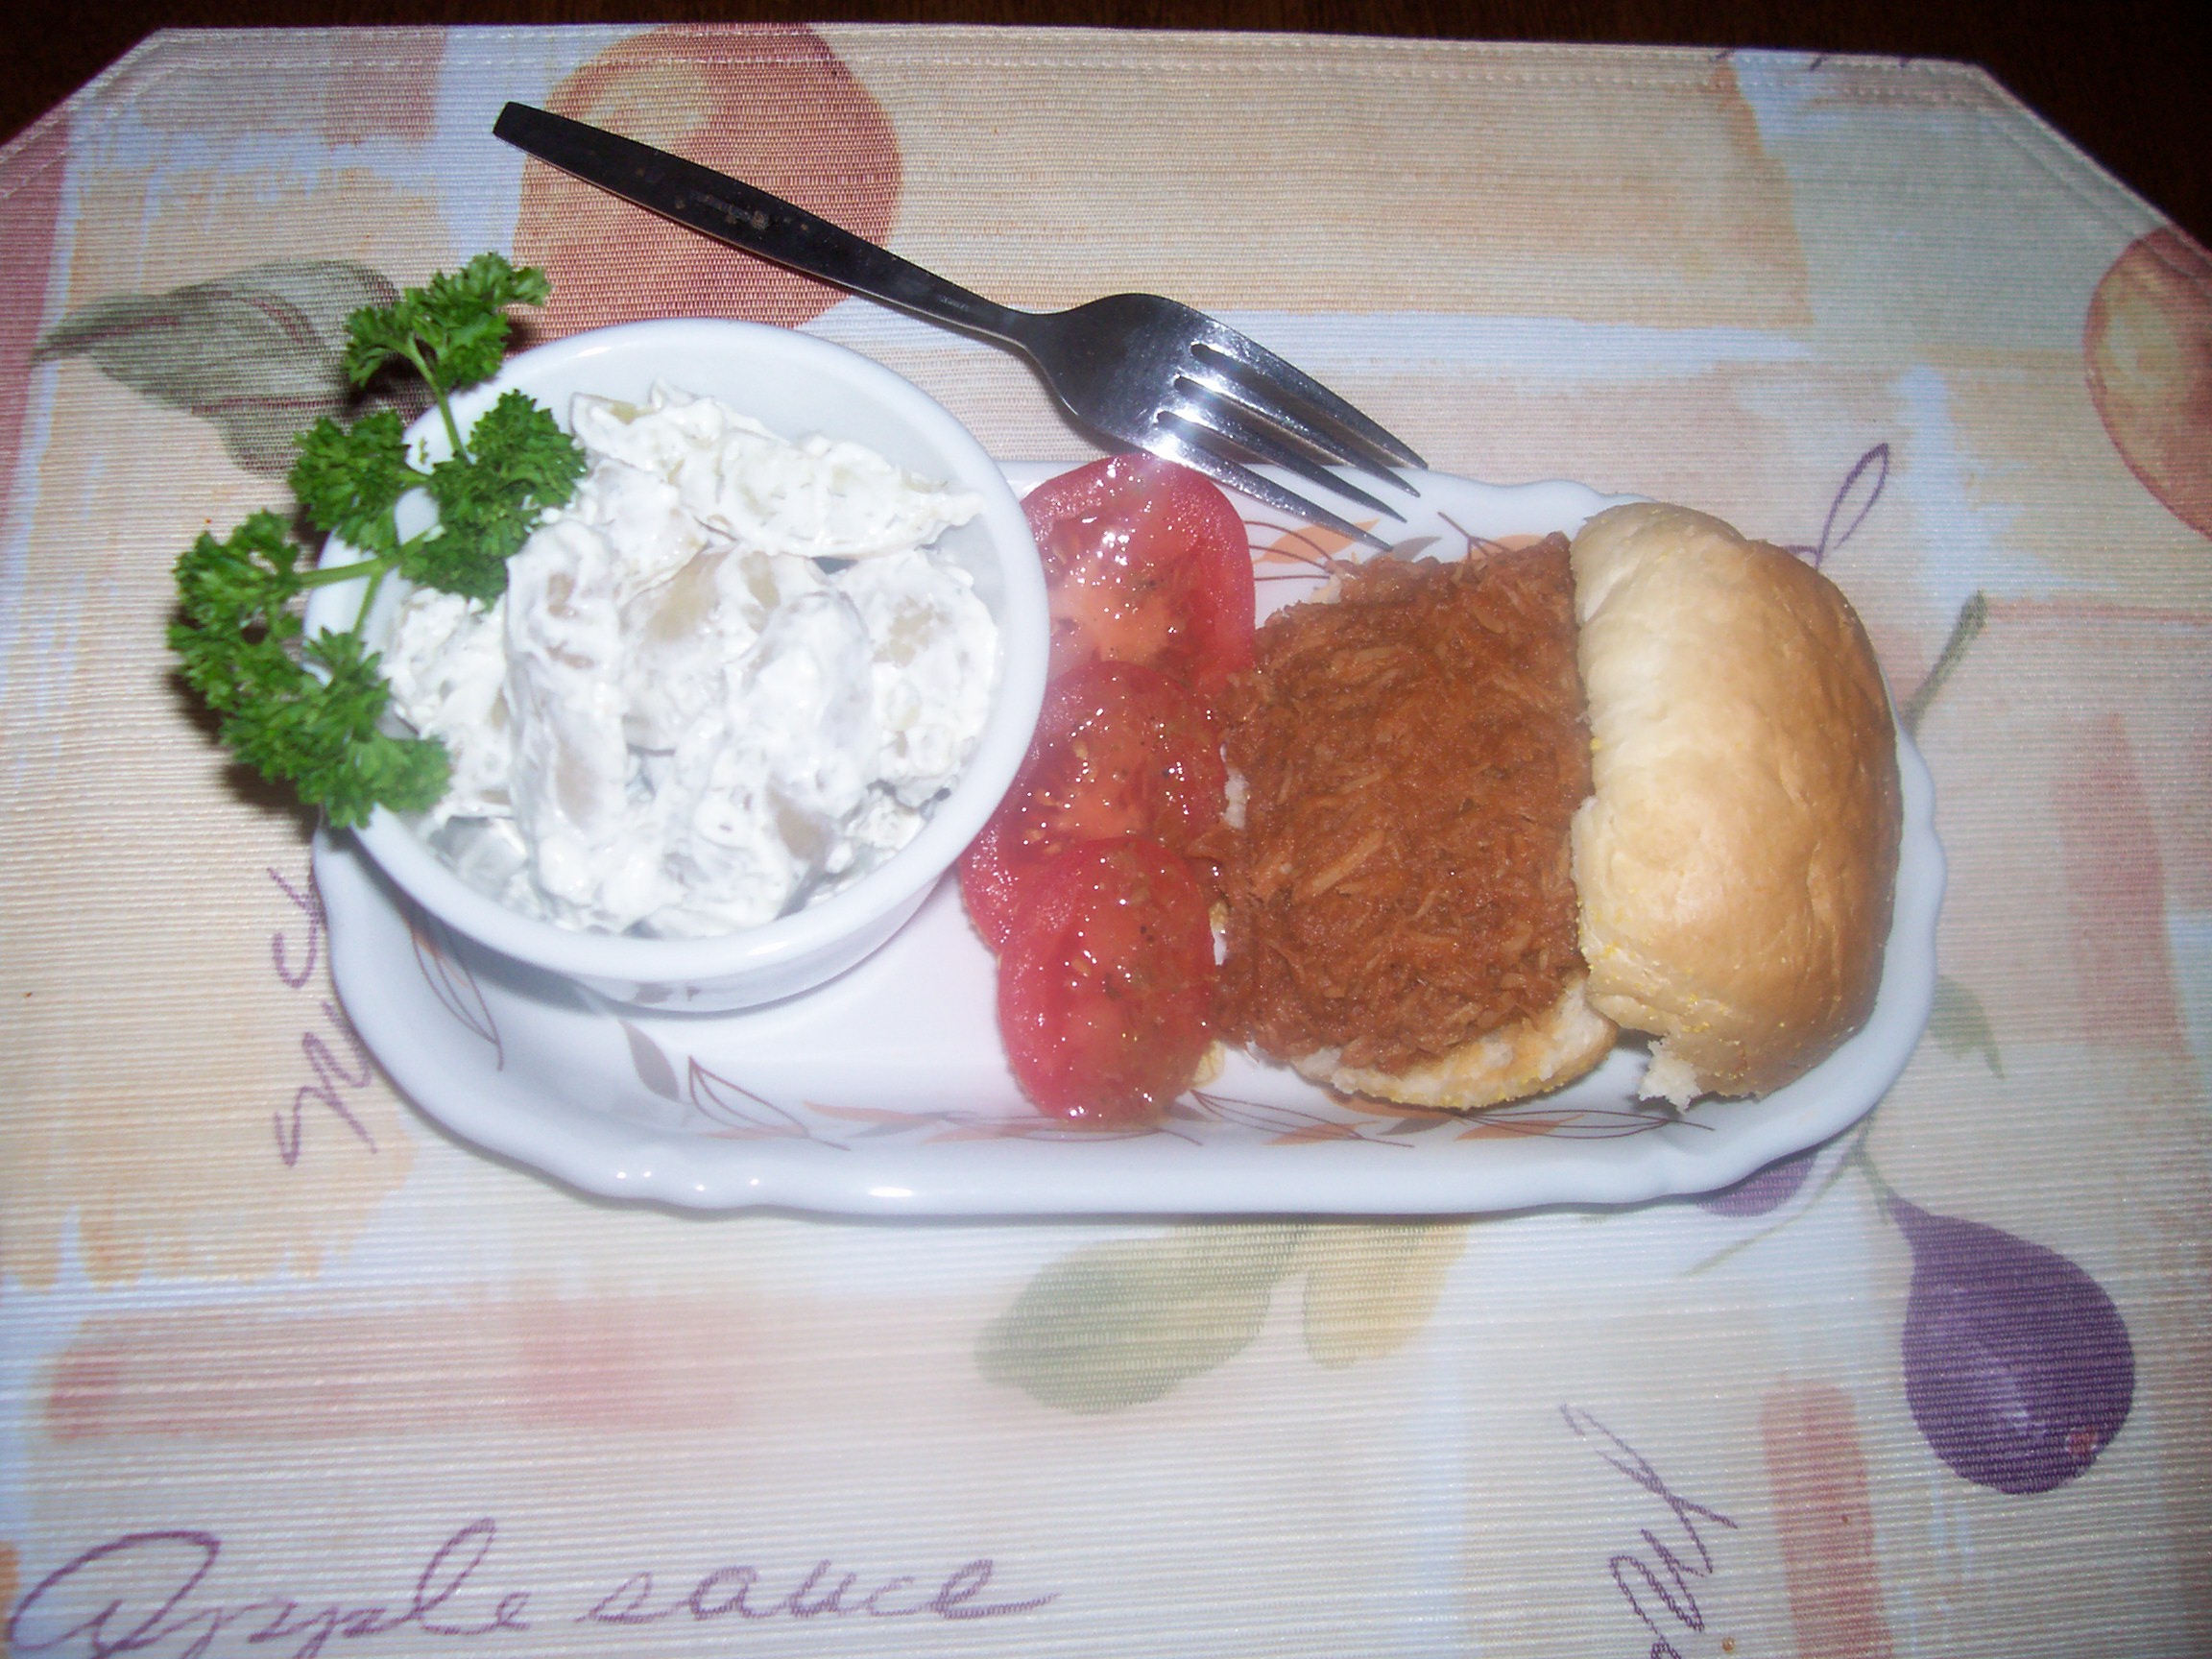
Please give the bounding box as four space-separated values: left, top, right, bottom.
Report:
380 383 996 937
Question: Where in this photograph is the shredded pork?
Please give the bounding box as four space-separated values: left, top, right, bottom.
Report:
1208 536 1592 1074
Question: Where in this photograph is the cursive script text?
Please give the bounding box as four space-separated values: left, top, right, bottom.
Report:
267 865 376 1166
8 1518 1058 1659
1562 1406 1740 1659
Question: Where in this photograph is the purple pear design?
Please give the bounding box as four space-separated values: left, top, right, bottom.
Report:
1887 1195 2134 1494
1695 1148 1817 1217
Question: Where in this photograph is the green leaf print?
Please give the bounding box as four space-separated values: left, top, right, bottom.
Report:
1930 975 2005 1075
1900 591 1987 734
978 1225 1306 1413
36 260 422 475
1300 1223 1469 1369
981 1221 1477 1409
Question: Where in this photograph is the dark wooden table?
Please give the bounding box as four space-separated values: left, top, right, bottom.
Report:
3 0 2205 246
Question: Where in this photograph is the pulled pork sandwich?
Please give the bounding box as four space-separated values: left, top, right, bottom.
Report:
1208 501 1903 1110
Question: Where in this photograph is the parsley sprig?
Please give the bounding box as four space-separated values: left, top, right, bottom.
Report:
170 253 585 827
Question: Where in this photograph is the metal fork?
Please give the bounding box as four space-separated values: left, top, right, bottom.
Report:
494 103 1423 547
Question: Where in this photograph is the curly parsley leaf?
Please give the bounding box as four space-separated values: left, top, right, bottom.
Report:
170 515 449 827
344 252 549 398
290 408 410 555
467 388 591 500
172 253 576 826
409 391 587 603
288 631 452 824
172 513 304 709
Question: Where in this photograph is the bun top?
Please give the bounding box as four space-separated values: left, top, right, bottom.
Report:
1569 503 1902 1102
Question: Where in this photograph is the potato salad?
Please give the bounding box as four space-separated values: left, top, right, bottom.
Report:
380 384 997 938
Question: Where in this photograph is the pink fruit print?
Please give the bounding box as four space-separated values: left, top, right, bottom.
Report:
1760 1381 1894 1659
1 116 68 502
2084 226 2212 539
512 24 901 338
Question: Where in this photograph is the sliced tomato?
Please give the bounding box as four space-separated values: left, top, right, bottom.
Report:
998 838 1216 1125
959 660 1227 950
1022 453 1256 698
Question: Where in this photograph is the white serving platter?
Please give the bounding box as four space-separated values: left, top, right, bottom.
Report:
319 466 1942 1214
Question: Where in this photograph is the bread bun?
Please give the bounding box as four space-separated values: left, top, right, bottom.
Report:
1216 501 1902 1113
1293 974 1618 1111
1569 502 1902 1103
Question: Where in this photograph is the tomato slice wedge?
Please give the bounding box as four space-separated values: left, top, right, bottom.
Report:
998 839 1216 1125
1022 453 1256 699
958 659 1227 950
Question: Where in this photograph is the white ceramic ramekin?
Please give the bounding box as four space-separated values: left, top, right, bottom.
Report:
304 318 1046 1011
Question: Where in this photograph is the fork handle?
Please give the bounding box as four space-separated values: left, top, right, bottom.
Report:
495 104 1032 346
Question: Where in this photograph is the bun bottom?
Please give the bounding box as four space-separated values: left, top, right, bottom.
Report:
1293 975 1617 1110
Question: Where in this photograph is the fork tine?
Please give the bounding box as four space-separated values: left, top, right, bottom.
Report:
1145 423 1396 554
1174 362 1419 504
1165 390 1408 523
1190 323 1427 472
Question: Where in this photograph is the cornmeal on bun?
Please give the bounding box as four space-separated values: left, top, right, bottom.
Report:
1209 501 1902 1110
